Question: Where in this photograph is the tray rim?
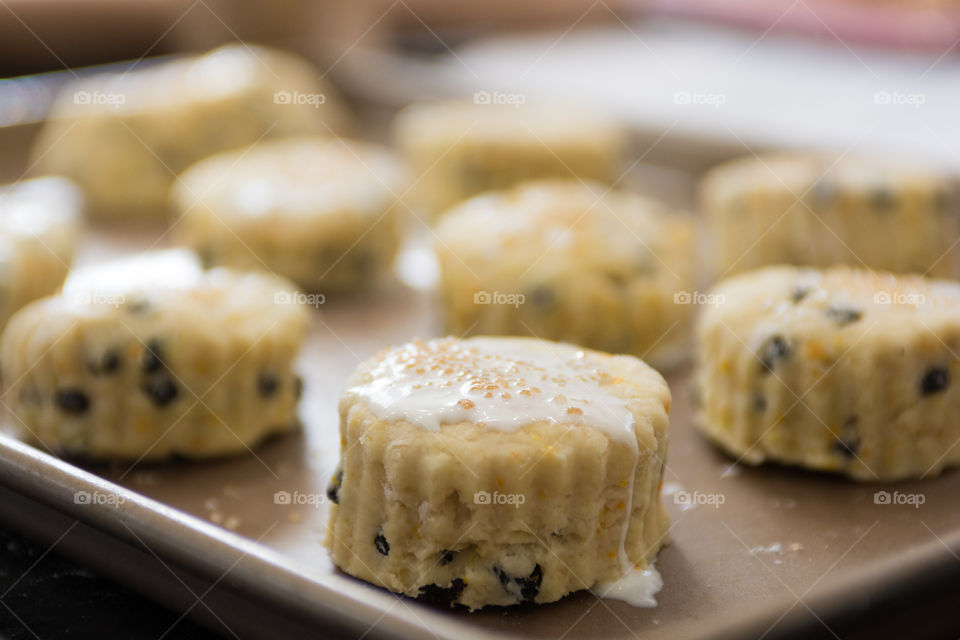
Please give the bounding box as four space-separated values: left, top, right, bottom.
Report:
3 50 960 640
2 426 960 639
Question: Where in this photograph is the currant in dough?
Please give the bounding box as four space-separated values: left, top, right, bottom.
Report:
327 336 670 610
434 180 696 368
173 136 404 294
695 264 960 480
0 250 308 460
31 44 349 224
699 153 960 278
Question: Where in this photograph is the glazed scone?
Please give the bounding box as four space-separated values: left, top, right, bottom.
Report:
695 264 960 481
394 100 623 217
31 44 349 224
700 153 960 278
0 177 81 329
172 137 404 293
0 250 308 460
434 180 696 368
327 336 670 610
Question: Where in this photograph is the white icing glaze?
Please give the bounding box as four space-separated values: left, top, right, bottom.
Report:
182 139 402 220
350 336 664 604
64 249 203 298
0 177 81 237
349 337 664 604
229 166 393 218
591 561 663 608
395 243 439 290
347 337 637 445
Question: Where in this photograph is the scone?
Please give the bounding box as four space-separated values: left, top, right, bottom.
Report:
327 336 670 610
0 177 82 329
0 250 308 460
700 153 960 278
695 264 960 481
31 43 349 224
434 180 696 368
393 100 623 217
172 136 404 293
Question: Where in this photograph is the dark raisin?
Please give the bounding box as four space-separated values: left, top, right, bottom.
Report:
751 392 767 412
141 339 165 373
88 350 121 376
257 372 278 398
529 286 555 309
293 375 304 400
495 563 543 603
606 273 628 289
791 286 810 303
811 178 836 205
759 335 791 374
353 250 373 276
326 467 343 505
494 567 510 590
374 530 389 556
833 438 859 458
921 367 950 395
439 550 455 566
825 307 862 326
518 564 543 601
196 245 216 267
417 578 465 607
56 389 90 414
126 299 151 315
833 416 860 459
100 350 121 373
870 188 896 212
142 377 178 407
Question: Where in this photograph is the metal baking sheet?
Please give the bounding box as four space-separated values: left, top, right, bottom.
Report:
0 226 957 640
1 73 960 639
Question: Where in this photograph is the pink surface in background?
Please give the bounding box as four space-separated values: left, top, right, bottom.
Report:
630 0 960 51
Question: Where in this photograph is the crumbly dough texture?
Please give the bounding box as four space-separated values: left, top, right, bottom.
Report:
700 153 960 278
393 100 623 216
0 177 81 329
327 336 670 610
31 44 349 224
695 264 960 480
434 180 696 368
172 137 404 293
0 252 308 460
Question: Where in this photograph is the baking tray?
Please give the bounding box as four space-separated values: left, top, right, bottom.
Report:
2 78 960 640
